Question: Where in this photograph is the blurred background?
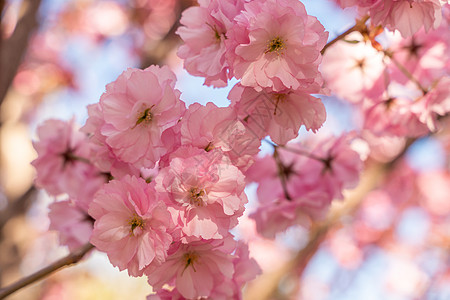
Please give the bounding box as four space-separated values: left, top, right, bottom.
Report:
1 0 449 299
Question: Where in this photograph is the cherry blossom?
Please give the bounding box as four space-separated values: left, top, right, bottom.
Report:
81 103 140 179
230 0 328 92
89 175 173 277
320 33 386 103
335 0 445 37
48 200 93 251
96 65 185 169
179 102 260 170
155 149 247 240
145 237 235 299
229 83 326 145
31 118 105 203
176 0 244 87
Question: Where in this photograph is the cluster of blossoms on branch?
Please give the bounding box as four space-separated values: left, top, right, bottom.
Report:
30 0 450 299
323 1 449 137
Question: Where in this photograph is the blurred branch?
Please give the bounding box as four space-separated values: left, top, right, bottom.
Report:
0 243 94 299
384 51 428 95
0 186 36 231
0 0 42 106
244 135 419 299
321 15 370 55
0 0 5 18
139 0 195 68
244 162 387 300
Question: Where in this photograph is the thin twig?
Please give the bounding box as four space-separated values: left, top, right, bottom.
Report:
263 138 326 164
385 51 428 95
0 243 94 299
273 147 292 201
321 15 370 55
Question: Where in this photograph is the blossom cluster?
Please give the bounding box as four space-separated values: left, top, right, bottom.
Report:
335 0 447 37
321 4 450 137
30 0 449 299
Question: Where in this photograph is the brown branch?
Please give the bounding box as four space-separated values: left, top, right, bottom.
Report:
321 15 370 55
273 147 292 201
0 185 36 231
384 51 428 95
139 0 196 68
0 0 42 106
0 243 94 299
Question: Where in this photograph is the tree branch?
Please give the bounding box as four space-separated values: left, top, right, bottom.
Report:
0 0 42 106
321 15 370 55
0 243 94 299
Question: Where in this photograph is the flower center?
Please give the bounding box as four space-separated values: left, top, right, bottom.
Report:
134 106 155 128
206 23 226 42
183 252 199 273
266 37 285 54
189 187 206 207
204 141 214 152
137 108 152 123
128 215 145 235
354 58 366 70
273 93 286 115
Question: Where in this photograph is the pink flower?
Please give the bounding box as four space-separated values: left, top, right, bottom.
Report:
225 241 261 299
176 0 244 87
146 237 236 299
229 83 326 145
48 200 93 251
249 192 329 239
245 133 363 237
389 15 450 87
81 103 140 179
380 0 443 38
155 150 247 240
411 77 450 132
336 0 445 37
230 0 328 92
301 133 364 199
147 242 262 300
98 65 185 169
363 95 429 137
180 102 260 171
32 119 105 205
89 175 173 277
320 33 386 103
417 170 450 216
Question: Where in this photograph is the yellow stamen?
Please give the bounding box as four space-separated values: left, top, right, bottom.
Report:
265 37 285 54
189 187 206 207
128 215 145 235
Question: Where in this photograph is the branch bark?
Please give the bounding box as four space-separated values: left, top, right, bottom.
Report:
0 243 94 299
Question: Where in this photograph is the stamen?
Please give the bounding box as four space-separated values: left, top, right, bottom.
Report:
204 142 214 152
133 105 155 128
206 23 226 42
189 187 206 207
128 215 145 235
273 94 286 115
265 37 285 54
182 252 198 274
